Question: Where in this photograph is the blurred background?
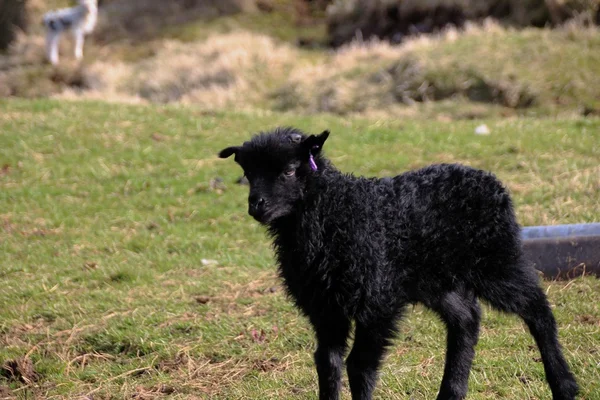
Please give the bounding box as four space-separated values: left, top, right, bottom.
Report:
1 0 599 119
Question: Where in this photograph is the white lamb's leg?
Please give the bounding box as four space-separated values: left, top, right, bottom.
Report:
74 29 85 61
46 30 61 65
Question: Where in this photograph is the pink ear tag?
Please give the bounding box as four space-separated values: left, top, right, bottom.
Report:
309 146 319 171
309 154 318 171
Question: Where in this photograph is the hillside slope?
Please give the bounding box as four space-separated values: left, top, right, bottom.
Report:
1 2 599 118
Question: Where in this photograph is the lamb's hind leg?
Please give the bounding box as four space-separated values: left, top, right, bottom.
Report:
430 290 481 400
479 272 578 400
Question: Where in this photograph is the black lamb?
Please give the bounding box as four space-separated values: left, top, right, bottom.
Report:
218 127 578 400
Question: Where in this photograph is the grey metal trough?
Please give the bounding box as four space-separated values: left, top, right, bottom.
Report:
521 223 600 279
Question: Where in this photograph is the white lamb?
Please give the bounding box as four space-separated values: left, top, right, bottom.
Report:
43 0 98 65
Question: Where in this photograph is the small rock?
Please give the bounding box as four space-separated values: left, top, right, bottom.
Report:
151 133 165 142
190 178 227 195
146 222 160 231
83 261 98 270
1 164 10 176
210 177 227 191
474 124 490 135
236 176 249 185
194 295 210 304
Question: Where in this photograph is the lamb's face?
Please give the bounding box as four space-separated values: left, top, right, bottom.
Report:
219 128 329 225
238 149 305 224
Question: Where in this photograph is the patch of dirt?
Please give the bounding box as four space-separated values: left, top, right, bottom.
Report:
1 357 39 384
0 216 62 238
577 314 600 325
0 320 51 347
20 227 62 237
132 384 177 399
252 357 287 372
1 217 15 234
0 386 13 399
157 352 190 373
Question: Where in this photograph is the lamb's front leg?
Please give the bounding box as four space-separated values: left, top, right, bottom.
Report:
46 30 61 65
346 319 399 400
73 29 85 61
311 314 351 400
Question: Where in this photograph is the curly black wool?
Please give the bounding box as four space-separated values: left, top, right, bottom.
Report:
219 127 578 400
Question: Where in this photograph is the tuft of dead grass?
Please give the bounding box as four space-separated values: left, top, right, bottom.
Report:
151 351 296 397
47 32 306 110
124 33 295 108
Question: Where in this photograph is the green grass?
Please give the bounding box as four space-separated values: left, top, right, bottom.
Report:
413 26 600 112
0 99 599 399
279 25 600 117
162 8 327 45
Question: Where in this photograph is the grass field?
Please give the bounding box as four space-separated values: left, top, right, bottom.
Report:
0 98 599 399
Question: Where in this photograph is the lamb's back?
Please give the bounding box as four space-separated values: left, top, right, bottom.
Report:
316 163 520 273
390 163 516 238
385 164 522 280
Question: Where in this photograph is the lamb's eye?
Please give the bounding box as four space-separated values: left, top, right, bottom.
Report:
283 168 296 177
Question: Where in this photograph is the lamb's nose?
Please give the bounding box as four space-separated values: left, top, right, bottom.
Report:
248 195 265 215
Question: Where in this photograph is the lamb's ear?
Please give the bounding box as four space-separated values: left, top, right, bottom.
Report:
218 146 240 159
301 130 330 154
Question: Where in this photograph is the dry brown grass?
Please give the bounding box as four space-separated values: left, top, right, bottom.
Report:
48 22 598 118
54 32 299 108
124 33 295 108
43 23 467 108
2 8 599 119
